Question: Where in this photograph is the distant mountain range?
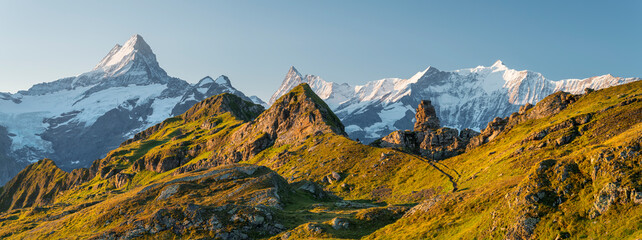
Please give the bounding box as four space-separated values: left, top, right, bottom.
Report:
0 34 639 186
270 62 640 143
0 35 264 184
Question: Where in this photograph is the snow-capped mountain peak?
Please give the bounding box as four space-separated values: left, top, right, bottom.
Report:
269 66 305 104
93 34 165 78
197 76 215 86
214 75 232 86
491 60 508 71
269 66 354 108
271 62 640 144
0 35 257 185
287 66 302 78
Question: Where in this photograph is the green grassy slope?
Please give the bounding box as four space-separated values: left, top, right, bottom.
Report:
0 81 640 239
366 80 642 239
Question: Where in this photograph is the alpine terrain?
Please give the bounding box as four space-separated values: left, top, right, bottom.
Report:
0 35 264 185
270 64 640 143
0 80 640 239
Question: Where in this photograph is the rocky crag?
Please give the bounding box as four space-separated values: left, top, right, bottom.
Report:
373 100 479 160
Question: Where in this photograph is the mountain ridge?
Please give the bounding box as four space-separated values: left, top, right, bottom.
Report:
271 63 640 143
0 35 261 185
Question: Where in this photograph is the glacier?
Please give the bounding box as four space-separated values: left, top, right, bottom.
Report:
270 61 640 143
0 34 262 185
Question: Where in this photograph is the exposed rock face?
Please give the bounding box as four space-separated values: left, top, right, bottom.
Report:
466 117 509 150
588 143 642 218
418 128 473 160
229 83 345 158
414 100 440 131
95 164 288 239
0 159 90 211
374 100 479 160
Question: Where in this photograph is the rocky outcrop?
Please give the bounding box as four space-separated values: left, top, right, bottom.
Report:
504 159 586 240
588 142 642 218
466 117 509 150
374 100 479 160
94 164 288 239
414 100 440 131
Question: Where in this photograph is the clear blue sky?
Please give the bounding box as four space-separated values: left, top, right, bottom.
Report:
1 1 640 100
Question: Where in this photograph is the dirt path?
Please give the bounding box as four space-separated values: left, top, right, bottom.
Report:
417 156 458 192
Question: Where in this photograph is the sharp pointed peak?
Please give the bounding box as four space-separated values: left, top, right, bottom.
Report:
267 83 346 135
288 66 302 76
409 66 440 82
93 34 162 76
491 60 508 70
214 75 232 85
122 34 152 53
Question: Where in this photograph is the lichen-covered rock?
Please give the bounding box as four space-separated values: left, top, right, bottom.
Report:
524 91 579 120
588 142 642 218
376 131 420 150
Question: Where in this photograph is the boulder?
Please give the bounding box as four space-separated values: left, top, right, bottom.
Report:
330 217 350 230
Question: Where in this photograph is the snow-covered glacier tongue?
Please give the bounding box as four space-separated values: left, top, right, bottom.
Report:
270 62 640 143
0 34 259 185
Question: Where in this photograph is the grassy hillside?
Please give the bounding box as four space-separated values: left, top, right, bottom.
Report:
366 80 642 239
0 81 640 239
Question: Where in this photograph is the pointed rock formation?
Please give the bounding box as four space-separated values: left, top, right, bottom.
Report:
374 100 479 160
414 100 440 131
226 83 346 161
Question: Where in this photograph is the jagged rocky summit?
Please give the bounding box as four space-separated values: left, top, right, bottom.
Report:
0 34 263 185
270 62 640 143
